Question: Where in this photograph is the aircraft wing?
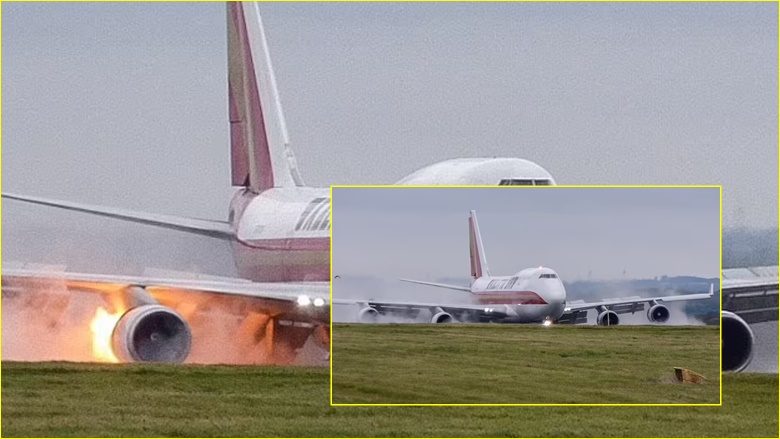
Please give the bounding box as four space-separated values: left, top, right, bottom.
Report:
332 298 512 322
564 288 714 314
2 267 329 322
3 193 233 240
398 278 471 292
722 265 778 324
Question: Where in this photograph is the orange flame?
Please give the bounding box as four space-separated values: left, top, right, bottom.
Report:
89 307 122 363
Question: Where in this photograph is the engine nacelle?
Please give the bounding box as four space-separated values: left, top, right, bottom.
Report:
647 304 670 323
722 311 754 372
596 310 619 326
358 307 379 323
431 311 454 324
112 304 191 363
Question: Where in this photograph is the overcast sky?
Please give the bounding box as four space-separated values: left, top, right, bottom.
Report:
2 2 776 228
332 187 720 281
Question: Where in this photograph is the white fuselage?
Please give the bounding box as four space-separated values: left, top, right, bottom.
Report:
469 267 567 322
228 187 330 282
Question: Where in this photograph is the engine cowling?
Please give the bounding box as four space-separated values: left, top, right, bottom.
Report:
431 311 454 324
647 304 670 323
596 310 619 326
358 307 379 323
722 311 754 372
112 304 191 363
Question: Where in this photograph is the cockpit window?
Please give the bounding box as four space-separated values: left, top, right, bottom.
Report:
295 197 330 231
499 179 532 186
539 273 558 279
499 179 552 186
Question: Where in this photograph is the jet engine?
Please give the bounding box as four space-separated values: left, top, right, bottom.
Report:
112 304 191 363
646 304 671 323
358 307 379 323
596 310 619 326
431 311 454 324
722 311 754 372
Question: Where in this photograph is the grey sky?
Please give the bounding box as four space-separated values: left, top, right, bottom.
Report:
2 2 776 228
332 187 720 281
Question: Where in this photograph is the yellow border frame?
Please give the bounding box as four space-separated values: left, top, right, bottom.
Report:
1 0 776 436
329 184 723 407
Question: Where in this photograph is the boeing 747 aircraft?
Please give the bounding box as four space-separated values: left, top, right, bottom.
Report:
2 2 556 364
339 210 715 326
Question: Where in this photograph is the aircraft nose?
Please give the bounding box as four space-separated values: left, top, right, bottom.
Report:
555 282 567 303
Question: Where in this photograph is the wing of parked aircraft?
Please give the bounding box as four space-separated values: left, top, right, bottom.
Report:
720 265 778 372
721 265 778 324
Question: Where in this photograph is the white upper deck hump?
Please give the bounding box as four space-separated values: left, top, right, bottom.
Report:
227 2 303 192
396 158 555 185
468 210 491 279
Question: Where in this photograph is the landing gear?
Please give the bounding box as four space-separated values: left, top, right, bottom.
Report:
235 312 326 364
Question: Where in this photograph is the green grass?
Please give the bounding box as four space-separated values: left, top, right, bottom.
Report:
332 324 721 404
1 361 777 437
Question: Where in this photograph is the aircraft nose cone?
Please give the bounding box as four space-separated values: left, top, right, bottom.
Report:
554 283 567 309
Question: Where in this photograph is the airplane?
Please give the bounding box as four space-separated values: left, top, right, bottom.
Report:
719 266 778 372
338 210 716 328
1 2 556 365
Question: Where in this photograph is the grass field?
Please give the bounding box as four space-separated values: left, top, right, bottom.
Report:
332 324 721 404
1 361 777 437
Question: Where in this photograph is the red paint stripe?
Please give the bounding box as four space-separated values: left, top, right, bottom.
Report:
240 237 329 251
233 240 329 281
475 290 548 305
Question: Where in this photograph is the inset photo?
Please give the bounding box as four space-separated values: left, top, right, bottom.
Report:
331 186 721 405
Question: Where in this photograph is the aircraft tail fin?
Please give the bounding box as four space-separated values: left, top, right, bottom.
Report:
468 210 491 279
227 2 303 192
